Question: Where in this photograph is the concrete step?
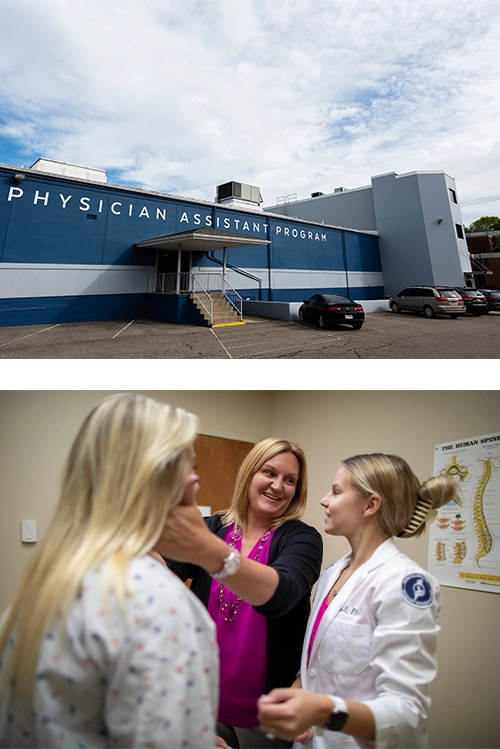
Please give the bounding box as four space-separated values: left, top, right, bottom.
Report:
191 292 241 327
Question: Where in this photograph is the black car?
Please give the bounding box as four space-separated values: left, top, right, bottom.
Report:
298 294 364 329
454 288 488 315
477 288 500 313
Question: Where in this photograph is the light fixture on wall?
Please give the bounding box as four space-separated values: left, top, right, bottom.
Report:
13 173 25 182
437 218 443 224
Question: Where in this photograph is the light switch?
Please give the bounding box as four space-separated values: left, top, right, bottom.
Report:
21 520 37 543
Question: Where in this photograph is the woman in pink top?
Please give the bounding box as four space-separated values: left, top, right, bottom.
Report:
159 438 323 749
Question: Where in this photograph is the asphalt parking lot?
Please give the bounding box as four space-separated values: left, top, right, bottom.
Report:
0 310 499 359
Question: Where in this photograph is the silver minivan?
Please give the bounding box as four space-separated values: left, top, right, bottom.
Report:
389 286 466 318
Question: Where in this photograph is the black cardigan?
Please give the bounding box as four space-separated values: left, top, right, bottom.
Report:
165 515 323 692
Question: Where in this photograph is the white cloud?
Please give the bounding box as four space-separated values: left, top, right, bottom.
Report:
0 0 499 221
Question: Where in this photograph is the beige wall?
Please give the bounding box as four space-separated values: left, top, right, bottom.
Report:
0 390 499 748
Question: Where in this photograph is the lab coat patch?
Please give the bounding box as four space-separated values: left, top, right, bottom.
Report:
401 574 433 608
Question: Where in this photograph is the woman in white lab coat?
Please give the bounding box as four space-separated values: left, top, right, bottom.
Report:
258 453 461 749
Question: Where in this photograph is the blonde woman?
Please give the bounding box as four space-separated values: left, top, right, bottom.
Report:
0 394 225 749
258 453 462 749
159 438 323 749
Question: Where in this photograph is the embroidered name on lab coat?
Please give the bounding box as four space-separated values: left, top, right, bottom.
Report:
340 604 362 617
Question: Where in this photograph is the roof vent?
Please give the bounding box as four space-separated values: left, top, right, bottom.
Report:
30 158 107 183
311 191 324 198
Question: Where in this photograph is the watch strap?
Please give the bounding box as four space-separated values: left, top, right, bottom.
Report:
210 549 240 579
323 695 348 732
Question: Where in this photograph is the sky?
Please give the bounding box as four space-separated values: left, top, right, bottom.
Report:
1 0 499 227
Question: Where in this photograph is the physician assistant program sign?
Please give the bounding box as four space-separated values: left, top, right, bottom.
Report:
428 432 500 593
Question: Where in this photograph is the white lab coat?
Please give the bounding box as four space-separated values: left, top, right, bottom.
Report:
297 538 441 749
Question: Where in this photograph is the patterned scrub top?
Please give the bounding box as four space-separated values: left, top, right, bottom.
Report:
0 556 219 748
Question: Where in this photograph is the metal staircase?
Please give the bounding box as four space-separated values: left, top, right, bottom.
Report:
190 291 244 327
149 272 246 328
190 274 245 327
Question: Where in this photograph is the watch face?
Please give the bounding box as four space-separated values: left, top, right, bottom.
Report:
224 551 240 576
325 710 348 732
213 550 240 578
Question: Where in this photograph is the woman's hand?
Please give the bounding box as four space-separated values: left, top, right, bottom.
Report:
258 689 333 741
151 469 214 564
295 728 314 745
152 470 230 573
153 504 211 563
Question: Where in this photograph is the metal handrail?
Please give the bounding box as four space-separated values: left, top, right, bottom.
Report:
206 251 263 300
191 275 213 322
149 272 192 293
193 273 243 320
149 272 243 325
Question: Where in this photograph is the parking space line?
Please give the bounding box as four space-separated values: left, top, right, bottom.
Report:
226 336 328 352
210 328 233 359
112 320 135 339
0 324 61 349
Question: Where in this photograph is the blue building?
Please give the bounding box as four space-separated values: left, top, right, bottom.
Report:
0 159 382 327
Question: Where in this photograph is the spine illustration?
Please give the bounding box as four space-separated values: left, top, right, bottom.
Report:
453 541 467 565
441 456 469 482
435 541 446 563
472 459 493 567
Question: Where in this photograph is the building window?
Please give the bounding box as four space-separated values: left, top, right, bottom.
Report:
456 223 464 239
449 188 457 204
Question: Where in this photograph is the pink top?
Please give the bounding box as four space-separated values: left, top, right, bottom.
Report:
208 523 274 727
307 593 329 666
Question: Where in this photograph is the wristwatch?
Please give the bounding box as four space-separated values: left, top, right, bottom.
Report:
323 696 348 732
210 549 240 579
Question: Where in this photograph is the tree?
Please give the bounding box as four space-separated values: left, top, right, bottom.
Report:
465 216 500 233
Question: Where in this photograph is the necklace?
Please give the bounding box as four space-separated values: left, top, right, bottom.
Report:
329 565 351 599
218 525 271 623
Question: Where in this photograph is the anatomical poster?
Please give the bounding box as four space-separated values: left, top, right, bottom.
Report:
427 432 500 593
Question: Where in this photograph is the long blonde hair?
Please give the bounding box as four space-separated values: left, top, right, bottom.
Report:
0 393 198 696
342 453 461 538
221 437 308 530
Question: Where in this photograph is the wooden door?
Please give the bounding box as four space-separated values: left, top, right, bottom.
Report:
194 434 255 515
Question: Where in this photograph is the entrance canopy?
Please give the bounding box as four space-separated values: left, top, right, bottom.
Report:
135 227 269 252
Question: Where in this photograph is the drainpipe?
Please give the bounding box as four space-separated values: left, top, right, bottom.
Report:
267 227 273 301
223 246 227 280
176 244 182 294
341 232 349 296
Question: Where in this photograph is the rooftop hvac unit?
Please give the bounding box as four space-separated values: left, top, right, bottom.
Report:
216 181 263 204
334 186 347 193
311 191 324 198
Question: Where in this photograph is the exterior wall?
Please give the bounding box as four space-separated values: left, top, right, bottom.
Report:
0 164 382 326
468 252 500 289
195 214 381 302
264 185 377 232
266 170 471 296
466 234 495 253
466 234 500 287
417 172 470 280
371 171 469 295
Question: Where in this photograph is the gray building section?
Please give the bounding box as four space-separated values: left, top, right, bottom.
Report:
265 170 472 295
271 185 377 232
